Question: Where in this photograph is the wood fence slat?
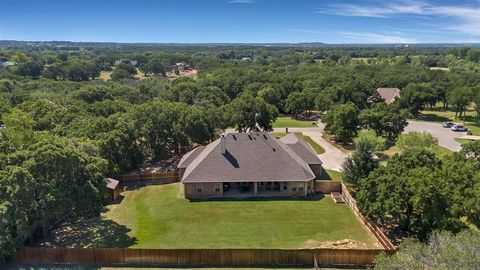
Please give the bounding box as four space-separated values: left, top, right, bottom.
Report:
11 247 392 267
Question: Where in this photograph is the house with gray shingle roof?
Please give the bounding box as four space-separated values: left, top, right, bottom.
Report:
178 132 323 199
376 88 401 104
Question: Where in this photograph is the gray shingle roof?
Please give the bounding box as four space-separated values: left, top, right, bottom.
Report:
376 88 401 104
178 146 206 168
180 132 317 183
279 133 322 165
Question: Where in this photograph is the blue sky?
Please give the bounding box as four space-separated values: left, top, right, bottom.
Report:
1 0 479 43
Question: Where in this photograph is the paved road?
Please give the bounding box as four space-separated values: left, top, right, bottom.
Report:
404 120 467 152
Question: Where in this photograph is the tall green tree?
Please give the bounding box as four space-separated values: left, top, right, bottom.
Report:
359 103 408 141
323 103 359 142
226 93 278 132
285 92 308 118
448 87 473 119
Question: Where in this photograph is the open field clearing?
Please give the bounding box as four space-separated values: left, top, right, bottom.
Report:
272 117 318 128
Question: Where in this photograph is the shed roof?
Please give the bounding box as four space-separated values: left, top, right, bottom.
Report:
180 132 317 183
106 178 120 189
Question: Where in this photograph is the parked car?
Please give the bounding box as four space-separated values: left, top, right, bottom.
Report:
442 122 454 128
451 125 468 132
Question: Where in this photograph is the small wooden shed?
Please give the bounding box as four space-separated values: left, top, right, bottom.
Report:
106 178 120 201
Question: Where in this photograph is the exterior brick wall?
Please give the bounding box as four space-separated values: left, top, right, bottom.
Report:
184 182 223 199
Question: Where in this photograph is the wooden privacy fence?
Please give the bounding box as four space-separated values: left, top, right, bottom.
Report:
111 170 180 186
11 247 393 267
340 184 396 251
314 181 342 193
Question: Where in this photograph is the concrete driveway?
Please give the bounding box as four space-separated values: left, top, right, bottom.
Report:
302 131 349 171
404 120 467 152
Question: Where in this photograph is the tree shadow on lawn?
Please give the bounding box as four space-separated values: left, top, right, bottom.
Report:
34 215 137 248
416 113 452 122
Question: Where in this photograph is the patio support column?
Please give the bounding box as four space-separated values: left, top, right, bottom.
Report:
304 182 308 197
254 182 258 195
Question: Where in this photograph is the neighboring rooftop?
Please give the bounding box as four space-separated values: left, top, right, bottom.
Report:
181 132 317 183
376 87 401 104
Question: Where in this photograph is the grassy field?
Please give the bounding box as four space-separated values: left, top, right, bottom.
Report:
317 169 343 182
272 117 317 128
99 184 377 249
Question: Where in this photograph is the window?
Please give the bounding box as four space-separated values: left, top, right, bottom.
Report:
291 182 305 192
196 184 204 193
214 183 221 193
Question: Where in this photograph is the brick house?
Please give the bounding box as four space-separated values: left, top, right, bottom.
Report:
178 132 323 200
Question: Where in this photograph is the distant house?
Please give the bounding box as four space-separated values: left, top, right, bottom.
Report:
171 62 191 74
376 88 401 104
178 132 323 200
114 60 138 66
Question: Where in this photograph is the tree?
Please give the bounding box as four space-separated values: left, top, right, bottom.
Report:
359 103 408 141
111 68 133 81
194 86 229 108
1 109 35 150
375 230 480 269
26 136 107 237
15 61 42 79
226 93 279 132
448 87 473 119
116 63 137 75
323 103 359 142
140 58 166 76
10 51 31 63
66 62 89 81
85 62 101 80
0 166 36 261
398 83 436 115
285 92 308 118
396 132 437 152
342 130 384 187
357 149 463 239
473 87 480 124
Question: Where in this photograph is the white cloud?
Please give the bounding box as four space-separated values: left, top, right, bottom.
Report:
318 1 480 36
227 0 253 3
288 29 324 34
340 32 417 44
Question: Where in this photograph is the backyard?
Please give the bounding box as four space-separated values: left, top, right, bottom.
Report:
40 183 378 249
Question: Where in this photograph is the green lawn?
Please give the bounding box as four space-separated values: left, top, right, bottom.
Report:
317 169 343 182
272 117 317 128
100 184 377 249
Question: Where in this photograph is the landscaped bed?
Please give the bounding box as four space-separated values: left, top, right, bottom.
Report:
39 183 379 249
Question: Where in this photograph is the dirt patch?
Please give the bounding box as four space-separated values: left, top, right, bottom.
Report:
305 239 368 249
